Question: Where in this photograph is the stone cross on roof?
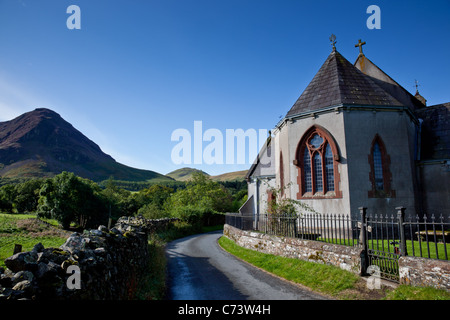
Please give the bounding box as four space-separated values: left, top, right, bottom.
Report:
414 79 420 93
329 34 337 51
355 39 366 55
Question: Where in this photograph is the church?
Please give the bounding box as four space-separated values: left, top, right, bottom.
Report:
241 36 450 220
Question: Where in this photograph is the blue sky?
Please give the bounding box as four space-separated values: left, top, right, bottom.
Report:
0 0 449 176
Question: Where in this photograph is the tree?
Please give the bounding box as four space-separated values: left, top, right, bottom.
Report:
266 183 317 218
37 172 107 229
14 179 43 213
166 172 232 222
0 184 16 213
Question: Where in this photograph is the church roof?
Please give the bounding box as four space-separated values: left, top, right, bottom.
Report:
286 49 405 118
354 54 426 110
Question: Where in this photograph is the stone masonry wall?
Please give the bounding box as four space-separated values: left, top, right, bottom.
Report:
399 256 450 290
0 216 177 300
224 224 363 274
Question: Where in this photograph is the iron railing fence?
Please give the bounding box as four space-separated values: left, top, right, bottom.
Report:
403 213 449 260
225 213 254 231
225 209 449 261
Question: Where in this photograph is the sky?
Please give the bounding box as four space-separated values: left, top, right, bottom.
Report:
0 0 449 176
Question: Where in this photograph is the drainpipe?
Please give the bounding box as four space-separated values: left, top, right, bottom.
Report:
255 178 260 229
416 118 423 161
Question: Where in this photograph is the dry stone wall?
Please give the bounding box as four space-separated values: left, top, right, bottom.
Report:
0 216 177 300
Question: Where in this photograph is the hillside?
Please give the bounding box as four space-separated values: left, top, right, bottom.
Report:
167 167 247 182
166 167 209 181
210 170 247 182
0 108 174 183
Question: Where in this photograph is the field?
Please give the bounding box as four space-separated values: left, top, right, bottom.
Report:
0 213 70 268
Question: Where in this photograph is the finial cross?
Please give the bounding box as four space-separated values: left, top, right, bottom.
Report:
355 39 366 55
414 79 420 93
329 34 337 51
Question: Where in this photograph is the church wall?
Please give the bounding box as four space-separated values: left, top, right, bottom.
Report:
245 177 276 216
274 122 289 197
417 162 450 218
277 112 351 216
343 109 418 218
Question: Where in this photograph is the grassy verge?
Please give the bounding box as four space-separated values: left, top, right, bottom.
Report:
218 236 361 298
139 221 224 300
218 235 450 300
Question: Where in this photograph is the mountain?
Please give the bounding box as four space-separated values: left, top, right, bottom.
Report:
0 108 174 182
210 170 247 182
166 167 209 181
167 167 247 182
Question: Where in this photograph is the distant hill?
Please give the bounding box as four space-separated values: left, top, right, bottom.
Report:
210 170 247 182
167 167 247 182
166 167 209 181
0 108 174 183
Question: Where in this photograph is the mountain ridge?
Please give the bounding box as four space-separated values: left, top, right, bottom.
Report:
167 167 247 182
0 108 173 182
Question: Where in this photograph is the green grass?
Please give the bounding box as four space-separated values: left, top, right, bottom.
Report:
0 213 69 268
385 285 450 300
318 237 449 260
218 235 360 298
139 223 224 300
219 235 450 300
366 239 449 260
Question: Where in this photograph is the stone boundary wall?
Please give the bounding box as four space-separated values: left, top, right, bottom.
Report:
224 224 450 291
0 216 177 300
224 224 364 274
399 256 450 290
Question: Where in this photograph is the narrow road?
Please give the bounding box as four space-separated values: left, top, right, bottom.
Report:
165 231 327 300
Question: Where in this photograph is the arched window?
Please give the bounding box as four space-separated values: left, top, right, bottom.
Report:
294 126 341 199
372 142 384 191
368 135 395 198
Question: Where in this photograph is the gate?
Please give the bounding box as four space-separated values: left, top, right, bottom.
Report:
360 207 407 282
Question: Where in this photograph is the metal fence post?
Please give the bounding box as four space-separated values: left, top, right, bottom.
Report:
359 207 368 247
396 207 408 256
359 207 369 276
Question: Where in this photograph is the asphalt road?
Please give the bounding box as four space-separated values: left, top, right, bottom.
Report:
165 230 328 300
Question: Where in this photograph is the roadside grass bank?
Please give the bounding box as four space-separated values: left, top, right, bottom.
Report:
218 235 450 300
143 221 224 300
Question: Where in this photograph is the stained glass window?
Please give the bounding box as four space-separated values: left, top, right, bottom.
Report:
304 149 312 193
310 134 324 148
297 127 339 198
313 153 323 192
373 142 384 191
325 144 334 191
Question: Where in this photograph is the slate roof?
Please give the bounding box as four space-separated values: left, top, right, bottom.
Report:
354 54 425 111
286 50 404 118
